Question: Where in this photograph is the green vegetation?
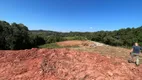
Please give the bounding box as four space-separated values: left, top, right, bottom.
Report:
1 20 142 50
39 43 62 48
0 20 45 50
64 36 87 40
90 28 142 47
39 43 79 48
32 27 142 47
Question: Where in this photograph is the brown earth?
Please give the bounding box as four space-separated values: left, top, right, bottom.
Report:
57 40 83 46
72 46 131 59
56 40 105 47
0 48 142 80
56 40 93 47
57 40 131 59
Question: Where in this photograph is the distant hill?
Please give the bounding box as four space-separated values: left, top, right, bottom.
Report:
30 26 142 47
1 20 142 50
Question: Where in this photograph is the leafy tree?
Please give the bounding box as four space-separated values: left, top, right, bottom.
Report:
0 20 46 50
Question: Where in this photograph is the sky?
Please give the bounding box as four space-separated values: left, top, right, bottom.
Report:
0 0 142 32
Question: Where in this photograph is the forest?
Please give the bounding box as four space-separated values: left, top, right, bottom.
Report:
0 20 142 50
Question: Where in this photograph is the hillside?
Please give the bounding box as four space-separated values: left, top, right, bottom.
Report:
1 20 142 80
0 48 142 80
1 20 142 50
56 40 130 59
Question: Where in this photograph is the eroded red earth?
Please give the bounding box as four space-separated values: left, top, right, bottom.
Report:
0 48 142 80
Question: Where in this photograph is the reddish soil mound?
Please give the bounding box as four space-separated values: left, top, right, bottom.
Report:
57 40 85 46
0 48 142 80
56 40 105 47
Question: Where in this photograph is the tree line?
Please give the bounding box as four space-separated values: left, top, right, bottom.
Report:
0 20 142 50
0 21 45 50
31 26 142 47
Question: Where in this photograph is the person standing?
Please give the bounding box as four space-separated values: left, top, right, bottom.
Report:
129 43 142 65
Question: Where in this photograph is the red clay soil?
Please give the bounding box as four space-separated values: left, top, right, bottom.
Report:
0 48 142 80
57 40 85 46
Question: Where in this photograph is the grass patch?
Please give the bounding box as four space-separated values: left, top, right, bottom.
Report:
39 43 62 48
39 43 80 49
64 37 75 40
64 36 87 40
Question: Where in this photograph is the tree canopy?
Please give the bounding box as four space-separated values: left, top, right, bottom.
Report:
0 20 142 50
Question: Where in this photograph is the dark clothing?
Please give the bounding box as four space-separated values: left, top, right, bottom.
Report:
132 46 142 54
130 52 139 57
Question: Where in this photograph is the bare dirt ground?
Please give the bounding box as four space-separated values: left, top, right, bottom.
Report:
72 46 130 59
57 40 85 46
57 40 130 59
0 48 142 80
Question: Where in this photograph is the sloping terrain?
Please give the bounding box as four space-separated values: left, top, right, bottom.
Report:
72 45 130 59
0 48 142 80
56 40 105 47
57 40 131 59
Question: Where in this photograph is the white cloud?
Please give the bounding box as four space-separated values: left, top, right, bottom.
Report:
89 27 93 29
